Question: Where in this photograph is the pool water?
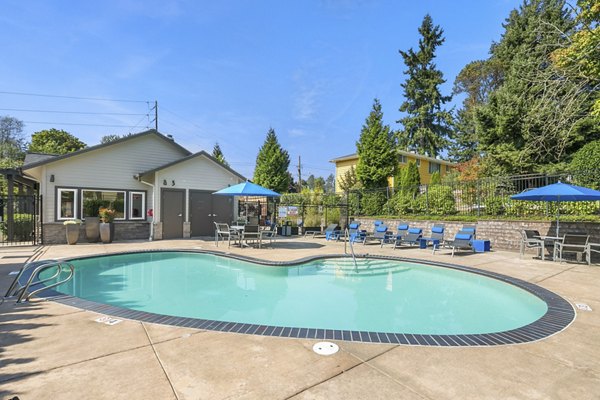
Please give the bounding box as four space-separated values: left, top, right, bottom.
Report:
42 252 548 335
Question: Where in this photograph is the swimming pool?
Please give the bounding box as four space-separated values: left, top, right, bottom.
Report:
38 251 574 346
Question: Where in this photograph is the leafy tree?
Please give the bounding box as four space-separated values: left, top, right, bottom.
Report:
0 116 26 168
570 140 600 189
100 134 122 144
306 174 315 190
253 128 291 193
29 128 86 155
450 60 503 162
324 174 335 193
314 177 325 192
475 0 593 174
397 14 453 158
356 99 397 189
430 171 441 184
551 0 600 117
338 166 359 192
212 142 229 167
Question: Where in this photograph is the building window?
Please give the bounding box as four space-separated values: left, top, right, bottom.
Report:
57 188 77 220
446 165 451 172
415 159 421 167
129 192 146 220
399 155 407 164
429 162 441 174
81 190 126 220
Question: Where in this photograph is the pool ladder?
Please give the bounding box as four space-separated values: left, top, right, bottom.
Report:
344 228 359 270
4 260 74 303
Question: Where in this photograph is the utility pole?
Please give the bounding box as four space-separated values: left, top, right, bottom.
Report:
297 155 302 192
149 100 158 131
154 100 158 131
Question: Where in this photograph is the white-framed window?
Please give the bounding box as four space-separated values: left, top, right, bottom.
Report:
57 188 77 220
429 162 441 174
129 191 146 220
446 165 451 172
415 159 421 167
81 190 126 220
399 155 407 164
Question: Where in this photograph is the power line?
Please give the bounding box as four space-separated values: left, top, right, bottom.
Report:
23 121 144 128
0 107 147 116
0 90 149 103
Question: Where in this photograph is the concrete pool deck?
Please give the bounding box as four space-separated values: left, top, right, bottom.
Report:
1 237 599 399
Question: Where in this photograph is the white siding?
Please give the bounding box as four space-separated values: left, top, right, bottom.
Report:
32 134 188 222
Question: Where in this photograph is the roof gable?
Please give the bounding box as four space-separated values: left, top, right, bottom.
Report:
139 150 246 181
22 129 191 170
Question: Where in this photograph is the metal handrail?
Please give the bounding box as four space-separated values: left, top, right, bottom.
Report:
5 259 59 298
344 228 359 270
5 260 74 303
22 264 74 303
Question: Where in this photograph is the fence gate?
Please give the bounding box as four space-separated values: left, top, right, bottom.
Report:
0 195 41 246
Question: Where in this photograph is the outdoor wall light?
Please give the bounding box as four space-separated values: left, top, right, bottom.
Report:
171 180 175 186
50 174 55 182
163 179 167 185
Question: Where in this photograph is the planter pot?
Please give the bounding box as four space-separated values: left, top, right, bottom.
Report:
85 217 100 242
65 224 80 245
99 222 115 244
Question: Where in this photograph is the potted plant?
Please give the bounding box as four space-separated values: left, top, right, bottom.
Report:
83 199 108 242
64 219 82 245
99 207 116 243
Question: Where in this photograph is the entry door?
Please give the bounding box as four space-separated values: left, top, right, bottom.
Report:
161 189 185 239
190 191 234 237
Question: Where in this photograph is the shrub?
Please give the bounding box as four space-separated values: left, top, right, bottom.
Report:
360 191 387 216
425 185 456 215
571 140 600 189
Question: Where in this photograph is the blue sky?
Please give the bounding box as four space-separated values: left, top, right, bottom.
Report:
1 0 519 179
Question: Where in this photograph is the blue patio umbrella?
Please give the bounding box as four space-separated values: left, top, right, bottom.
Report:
213 181 281 197
510 182 600 236
213 181 280 223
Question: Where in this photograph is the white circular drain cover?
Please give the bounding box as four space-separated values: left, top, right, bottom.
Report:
313 341 339 356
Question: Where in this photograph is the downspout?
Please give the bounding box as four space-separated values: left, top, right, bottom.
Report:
137 176 155 241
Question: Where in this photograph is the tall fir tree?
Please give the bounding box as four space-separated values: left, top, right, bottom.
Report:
253 128 291 193
211 142 229 167
397 14 453 158
356 99 397 189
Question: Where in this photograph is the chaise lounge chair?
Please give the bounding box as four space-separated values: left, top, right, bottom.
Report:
434 230 474 257
519 230 546 260
394 227 423 248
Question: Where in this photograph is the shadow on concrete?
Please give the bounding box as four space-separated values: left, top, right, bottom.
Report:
0 302 53 398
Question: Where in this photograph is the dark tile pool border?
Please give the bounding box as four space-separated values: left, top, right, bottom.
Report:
30 249 575 347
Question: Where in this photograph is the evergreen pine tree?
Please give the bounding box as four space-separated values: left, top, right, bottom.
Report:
356 99 397 189
253 128 291 193
212 142 229 167
397 14 453 158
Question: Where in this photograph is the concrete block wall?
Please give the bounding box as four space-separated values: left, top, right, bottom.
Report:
353 218 600 251
43 222 151 244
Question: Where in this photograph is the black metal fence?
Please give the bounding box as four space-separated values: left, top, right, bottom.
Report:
0 195 41 246
349 170 600 218
280 170 600 221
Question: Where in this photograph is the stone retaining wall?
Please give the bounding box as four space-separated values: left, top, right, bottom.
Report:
43 222 151 244
353 218 600 250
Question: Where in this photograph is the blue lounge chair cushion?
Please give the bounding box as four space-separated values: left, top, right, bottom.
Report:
374 220 383 226
375 226 388 233
455 233 472 240
408 228 422 234
349 223 360 229
398 224 409 230
432 226 444 233
462 228 476 234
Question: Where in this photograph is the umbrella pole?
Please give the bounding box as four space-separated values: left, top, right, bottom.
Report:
556 200 560 237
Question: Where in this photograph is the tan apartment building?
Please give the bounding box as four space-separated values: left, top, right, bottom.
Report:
330 151 456 192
